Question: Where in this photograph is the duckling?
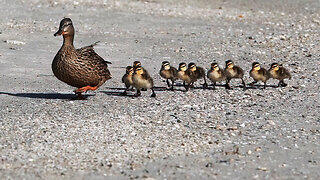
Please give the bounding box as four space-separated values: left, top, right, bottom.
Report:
121 66 134 95
133 61 148 91
207 63 226 90
132 67 156 97
268 63 291 87
133 61 142 69
188 62 208 88
249 62 270 89
224 60 246 89
177 62 194 91
52 18 112 99
159 61 178 90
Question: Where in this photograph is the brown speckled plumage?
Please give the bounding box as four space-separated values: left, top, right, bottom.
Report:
52 18 111 98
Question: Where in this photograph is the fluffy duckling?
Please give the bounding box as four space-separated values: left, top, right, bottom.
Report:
188 62 208 88
249 62 270 89
133 61 142 69
224 60 246 89
207 63 226 89
268 63 291 87
52 18 111 99
177 62 194 91
159 61 178 90
132 67 156 97
121 66 134 95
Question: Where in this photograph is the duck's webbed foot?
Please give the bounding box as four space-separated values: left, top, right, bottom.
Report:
74 85 98 93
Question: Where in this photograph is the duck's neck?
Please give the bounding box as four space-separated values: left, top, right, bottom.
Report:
62 34 74 47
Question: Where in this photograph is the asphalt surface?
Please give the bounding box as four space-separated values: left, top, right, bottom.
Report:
0 0 319 179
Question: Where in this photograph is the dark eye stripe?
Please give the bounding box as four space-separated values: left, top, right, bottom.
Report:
63 22 72 28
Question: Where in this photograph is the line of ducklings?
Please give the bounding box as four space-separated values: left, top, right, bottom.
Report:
122 60 292 97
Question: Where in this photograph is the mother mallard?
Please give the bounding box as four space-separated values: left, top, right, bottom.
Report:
52 18 112 99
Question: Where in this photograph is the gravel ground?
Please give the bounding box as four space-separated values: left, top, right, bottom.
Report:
0 0 319 179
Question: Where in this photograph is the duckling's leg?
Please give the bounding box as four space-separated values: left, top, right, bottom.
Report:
134 89 141 97
169 80 175 91
203 77 208 88
151 88 156 97
263 81 267 89
225 79 231 89
74 85 98 93
185 82 191 92
241 78 246 88
121 85 130 95
190 82 195 88
166 79 171 88
212 82 216 90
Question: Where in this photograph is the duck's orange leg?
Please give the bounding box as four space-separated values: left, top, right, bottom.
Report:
74 85 98 93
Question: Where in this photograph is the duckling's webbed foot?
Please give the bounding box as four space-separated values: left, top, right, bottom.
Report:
263 82 267 89
184 83 191 92
280 80 288 87
203 83 208 89
134 89 141 97
121 90 127 96
249 81 257 86
203 77 208 88
211 82 216 90
225 80 231 89
151 88 156 97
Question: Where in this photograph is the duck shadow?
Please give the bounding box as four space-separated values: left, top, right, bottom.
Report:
101 85 186 97
0 92 94 100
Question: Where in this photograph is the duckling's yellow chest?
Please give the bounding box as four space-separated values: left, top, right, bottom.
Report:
226 68 237 77
250 70 267 82
177 71 191 83
208 70 225 81
269 70 279 79
160 70 173 79
123 74 133 85
132 74 152 89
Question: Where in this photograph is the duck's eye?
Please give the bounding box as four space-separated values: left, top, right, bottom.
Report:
63 22 72 28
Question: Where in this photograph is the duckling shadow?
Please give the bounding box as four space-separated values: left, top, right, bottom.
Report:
0 92 93 99
245 84 279 90
102 85 185 97
101 90 134 97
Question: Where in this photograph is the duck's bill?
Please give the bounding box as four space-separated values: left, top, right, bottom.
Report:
54 29 63 36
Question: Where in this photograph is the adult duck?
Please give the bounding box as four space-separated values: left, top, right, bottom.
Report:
52 18 112 99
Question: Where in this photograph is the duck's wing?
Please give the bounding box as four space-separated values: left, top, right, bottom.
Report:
76 41 112 65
